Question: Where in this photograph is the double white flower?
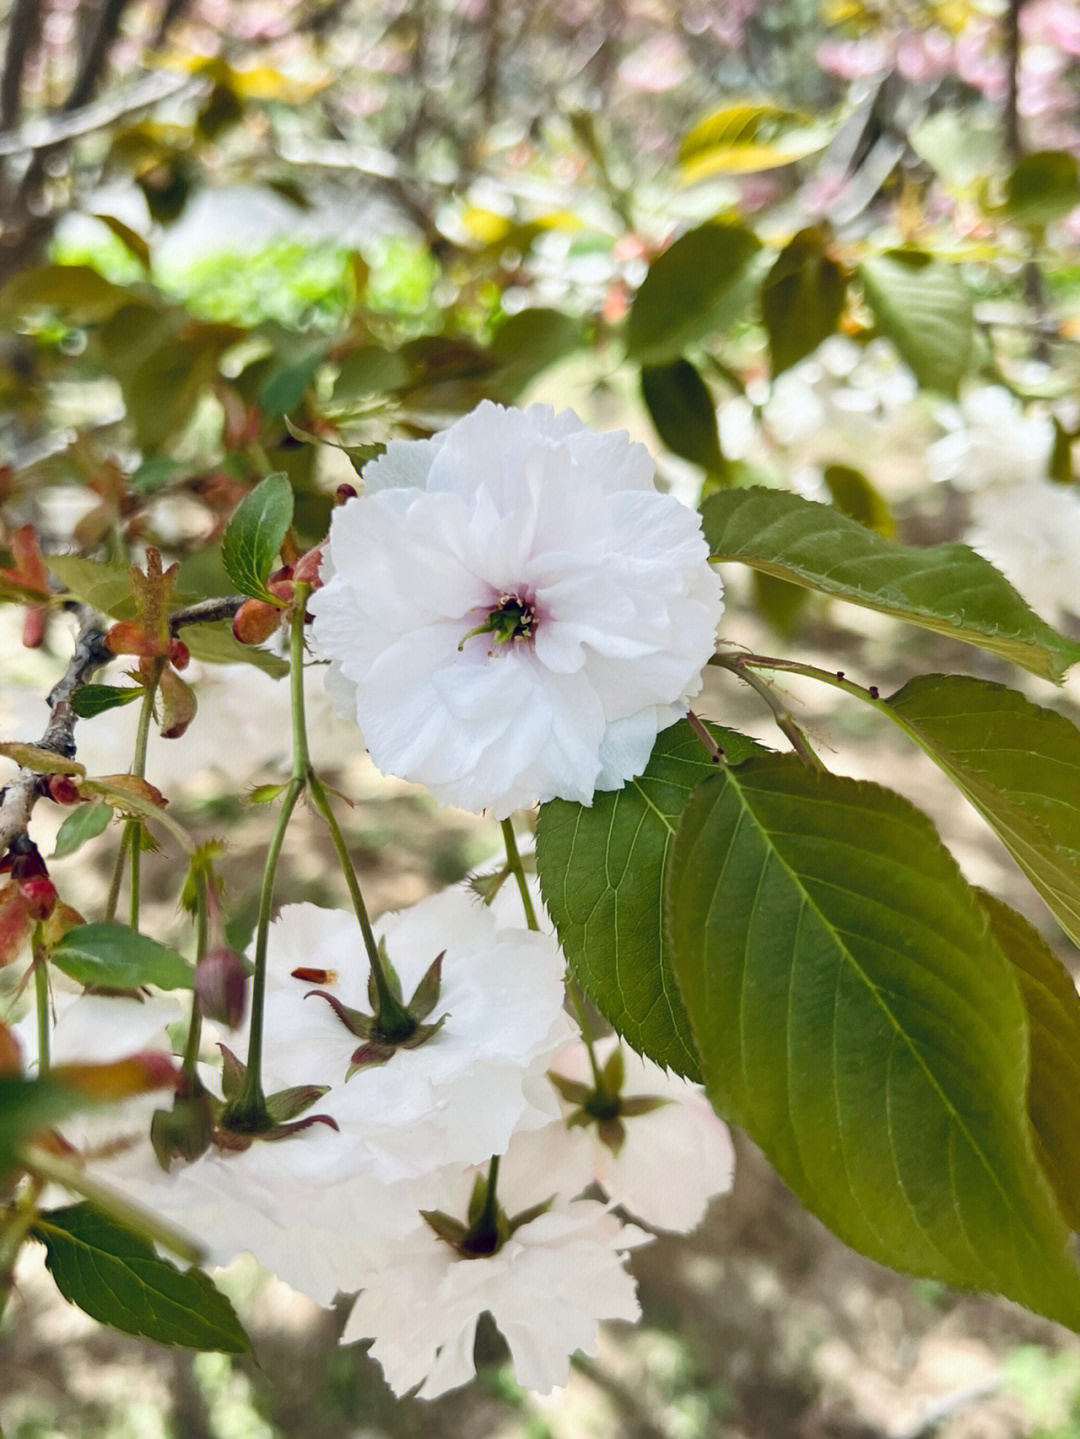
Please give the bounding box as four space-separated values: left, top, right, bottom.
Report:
310 401 724 817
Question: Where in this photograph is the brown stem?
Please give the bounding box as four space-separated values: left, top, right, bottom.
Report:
169 595 248 632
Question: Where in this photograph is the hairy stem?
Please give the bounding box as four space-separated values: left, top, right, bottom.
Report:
712 656 826 770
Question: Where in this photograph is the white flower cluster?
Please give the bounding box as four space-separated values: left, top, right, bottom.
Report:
41 886 734 1398
18 402 733 1398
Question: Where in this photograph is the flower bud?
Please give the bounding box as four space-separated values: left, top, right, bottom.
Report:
158 665 197 739
151 1075 213 1169
335 483 358 505
168 637 191 671
18 875 57 920
195 947 249 1028
46 774 82 805
232 598 283 646
22 606 47 649
293 546 324 587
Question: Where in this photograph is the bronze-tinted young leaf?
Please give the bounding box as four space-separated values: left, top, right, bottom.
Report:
536 718 766 1078
35 1203 250 1351
978 893 1080 1231
703 487 1080 681
0 743 84 777
666 756 1080 1328
884 675 1080 945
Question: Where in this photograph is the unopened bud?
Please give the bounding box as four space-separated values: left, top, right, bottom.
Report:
335 483 358 505
18 875 57 921
46 774 82 805
151 1075 213 1169
158 665 197 739
232 598 283 646
293 546 324 588
195 947 249 1028
168 637 191 670
22 606 47 649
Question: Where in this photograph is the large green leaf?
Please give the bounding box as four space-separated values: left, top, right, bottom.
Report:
859 249 973 397
626 222 762 367
703 487 1080 681
0 1075 83 1179
884 675 1080 945
50 922 193 991
666 756 1080 1327
36 1203 250 1352
979 893 1080 1232
536 719 765 1077
220 472 294 602
762 227 847 377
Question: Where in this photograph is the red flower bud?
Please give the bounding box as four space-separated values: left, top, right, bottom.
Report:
46 775 82 805
168 637 191 670
195 947 249 1029
293 546 324 588
232 598 283 646
335 483 358 505
22 606 47 649
18 875 58 921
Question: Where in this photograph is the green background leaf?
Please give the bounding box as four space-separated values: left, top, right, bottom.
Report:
666 756 1080 1328
36 1203 250 1352
703 487 1080 681
859 249 973 397
50 922 193 990
536 719 765 1077
640 359 725 475
220 472 295 601
884 675 1080 945
626 222 762 366
762 227 847 377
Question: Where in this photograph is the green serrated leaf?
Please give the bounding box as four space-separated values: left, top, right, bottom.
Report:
70 685 145 719
50 922 193 991
666 755 1080 1328
883 675 1080 946
641 359 725 475
978 892 1080 1232
220 473 294 601
36 1203 250 1351
859 249 973 397
702 487 1080 681
52 802 112 859
536 718 766 1077
626 222 763 367
762 227 847 377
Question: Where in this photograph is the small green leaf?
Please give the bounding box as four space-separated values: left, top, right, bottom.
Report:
884 675 1080 945
259 352 325 421
0 1074 84 1179
536 718 766 1077
762 227 847 377
69 685 145 719
978 893 1080 1232
52 803 112 859
50 922 193 991
1003 150 1080 228
641 359 725 475
626 222 763 367
489 308 582 402
36 1203 250 1351
666 756 1080 1328
702 487 1080 681
220 473 294 602
859 249 973 397
822 463 895 536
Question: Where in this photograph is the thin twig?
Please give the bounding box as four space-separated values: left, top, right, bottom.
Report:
169 595 248 633
0 608 111 857
713 655 827 770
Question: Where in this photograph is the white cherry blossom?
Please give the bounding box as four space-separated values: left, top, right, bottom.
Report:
342 1125 648 1398
309 401 724 817
549 1036 736 1234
